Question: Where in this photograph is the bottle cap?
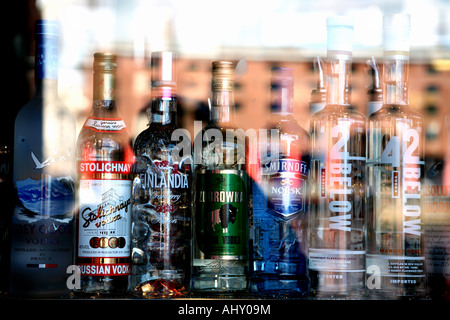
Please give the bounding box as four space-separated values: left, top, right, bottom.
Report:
326 16 354 52
93 52 117 72
151 51 176 87
212 60 235 91
35 20 59 37
383 13 410 52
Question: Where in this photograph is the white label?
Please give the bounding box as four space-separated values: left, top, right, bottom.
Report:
309 248 366 272
78 179 132 258
84 118 126 132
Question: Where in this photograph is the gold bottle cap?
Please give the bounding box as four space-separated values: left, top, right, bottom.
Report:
212 60 234 91
93 52 117 72
93 52 116 100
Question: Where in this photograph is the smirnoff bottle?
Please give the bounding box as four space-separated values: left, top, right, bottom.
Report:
76 53 134 294
10 20 76 297
366 14 426 298
129 52 191 298
192 61 249 293
309 16 367 298
249 67 310 297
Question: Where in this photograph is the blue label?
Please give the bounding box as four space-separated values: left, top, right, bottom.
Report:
262 159 308 219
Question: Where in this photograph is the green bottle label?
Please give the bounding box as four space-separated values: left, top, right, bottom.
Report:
195 169 248 258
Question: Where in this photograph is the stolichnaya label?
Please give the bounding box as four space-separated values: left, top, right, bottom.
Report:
195 170 248 257
78 179 132 276
262 158 308 219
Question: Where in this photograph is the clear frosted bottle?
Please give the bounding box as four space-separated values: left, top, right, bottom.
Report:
192 61 249 294
10 20 76 297
250 67 310 297
366 14 426 299
129 52 192 298
309 16 367 298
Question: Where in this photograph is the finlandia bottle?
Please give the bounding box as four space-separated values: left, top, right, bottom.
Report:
192 61 249 293
129 52 192 297
366 14 426 299
10 20 76 297
76 53 134 294
250 67 310 297
309 16 367 298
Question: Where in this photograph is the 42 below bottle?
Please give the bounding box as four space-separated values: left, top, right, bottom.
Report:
309 16 367 298
76 52 134 294
366 14 426 299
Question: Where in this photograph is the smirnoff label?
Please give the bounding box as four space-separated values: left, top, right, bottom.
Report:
83 117 126 132
261 158 308 219
77 179 132 276
195 170 248 258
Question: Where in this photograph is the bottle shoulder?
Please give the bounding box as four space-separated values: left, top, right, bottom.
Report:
369 104 424 122
311 105 366 124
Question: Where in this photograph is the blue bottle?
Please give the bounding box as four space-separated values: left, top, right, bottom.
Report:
249 68 310 297
10 20 76 297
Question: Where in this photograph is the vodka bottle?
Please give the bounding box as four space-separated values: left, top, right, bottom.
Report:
129 52 191 297
366 14 426 299
76 53 134 294
309 16 367 298
192 61 249 293
10 20 76 297
250 67 310 297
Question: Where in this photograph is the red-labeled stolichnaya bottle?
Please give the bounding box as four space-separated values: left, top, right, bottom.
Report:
76 53 134 294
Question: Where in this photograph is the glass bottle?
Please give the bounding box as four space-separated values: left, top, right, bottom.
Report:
10 20 76 297
366 13 426 299
250 67 310 297
192 61 249 294
129 52 192 298
309 16 367 298
76 52 134 295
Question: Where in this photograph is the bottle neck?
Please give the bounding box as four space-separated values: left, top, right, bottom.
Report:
34 34 59 98
270 76 294 115
210 88 235 125
383 53 409 106
148 86 177 125
91 68 118 117
326 51 352 107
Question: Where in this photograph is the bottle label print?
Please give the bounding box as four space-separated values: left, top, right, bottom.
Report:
367 127 425 286
262 158 308 219
195 170 248 257
83 117 127 133
78 179 132 276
